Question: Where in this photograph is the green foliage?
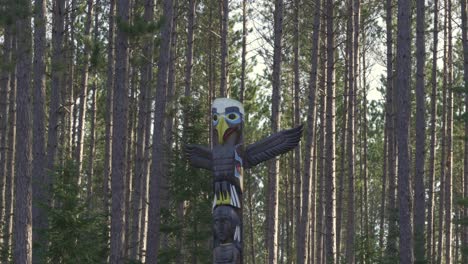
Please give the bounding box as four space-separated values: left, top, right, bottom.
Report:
44 160 108 263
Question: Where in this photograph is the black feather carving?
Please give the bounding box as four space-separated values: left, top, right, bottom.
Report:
244 125 304 168
184 144 213 170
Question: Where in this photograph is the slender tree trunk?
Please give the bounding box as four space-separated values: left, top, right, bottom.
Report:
379 117 388 253
325 0 336 262
427 0 438 261
461 0 468 262
162 0 179 249
293 0 302 262
104 0 115 219
444 1 453 262
13 0 33 261
395 0 413 261
75 0 94 178
437 4 449 262
414 0 426 261
87 82 97 202
110 0 130 262
267 1 283 263
298 0 320 260
32 0 47 261
316 23 327 263
185 0 196 98
146 0 173 262
130 0 154 260
0 21 12 247
240 0 247 103
3 33 17 262
219 0 228 97
385 0 398 259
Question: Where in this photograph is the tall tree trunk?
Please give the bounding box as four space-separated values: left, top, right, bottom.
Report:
379 117 388 253
0 20 12 247
444 0 453 261
298 0 320 260
293 0 302 262
87 82 97 201
3 32 17 262
146 0 173 262
437 4 449 262
162 0 179 249
32 0 47 261
395 0 413 261
414 0 426 261
461 0 468 262
316 22 327 263
267 1 283 263
427 0 438 261
219 0 228 97
130 0 154 260
110 0 130 262
385 0 398 259
185 0 196 98
325 0 336 262
13 0 33 261
75 0 94 178
345 0 356 262
240 0 247 103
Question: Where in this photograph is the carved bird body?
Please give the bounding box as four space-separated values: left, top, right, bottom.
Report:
184 98 303 261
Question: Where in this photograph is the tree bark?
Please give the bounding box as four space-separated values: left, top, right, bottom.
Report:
395 0 413 261
461 0 468 262
325 0 336 262
75 0 94 178
298 0 320 260
444 1 453 262
146 0 173 262
185 0 196 98
110 0 130 262
219 0 228 97
240 0 247 103
414 0 426 261
385 0 398 259
32 0 47 261
13 0 33 261
0 21 12 248
267 1 283 263
427 0 438 261
3 32 17 262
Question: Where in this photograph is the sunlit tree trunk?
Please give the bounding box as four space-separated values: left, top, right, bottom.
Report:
75 0 94 178
240 0 247 102
3 32 17 262
461 0 468 262
32 0 47 261
0 19 12 246
267 1 283 263
292 1 302 259
437 4 449 262
427 0 438 261
104 0 115 221
13 0 33 261
444 1 453 262
325 0 336 261
298 0 320 260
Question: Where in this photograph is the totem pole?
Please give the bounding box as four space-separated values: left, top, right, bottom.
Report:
185 98 303 263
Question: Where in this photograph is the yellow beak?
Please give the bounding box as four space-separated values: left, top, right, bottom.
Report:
217 116 229 144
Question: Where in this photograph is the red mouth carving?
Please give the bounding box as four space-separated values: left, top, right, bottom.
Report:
223 127 237 142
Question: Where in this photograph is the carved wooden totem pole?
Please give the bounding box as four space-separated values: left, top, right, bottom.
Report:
185 98 303 263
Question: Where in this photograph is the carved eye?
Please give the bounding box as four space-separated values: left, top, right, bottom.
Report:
213 114 218 121
227 113 239 121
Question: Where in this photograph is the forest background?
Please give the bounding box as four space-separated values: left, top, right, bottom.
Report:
0 0 467 263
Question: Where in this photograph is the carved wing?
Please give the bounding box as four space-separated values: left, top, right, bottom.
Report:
244 125 303 168
184 144 213 171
